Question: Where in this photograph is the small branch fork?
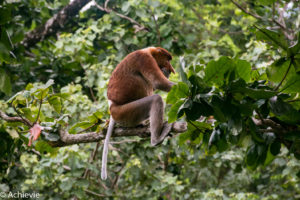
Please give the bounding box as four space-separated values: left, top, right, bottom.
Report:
92 0 148 32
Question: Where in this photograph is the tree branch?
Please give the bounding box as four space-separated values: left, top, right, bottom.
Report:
252 117 285 132
0 110 32 127
150 8 161 46
231 0 295 41
230 0 263 20
22 0 91 48
49 121 187 147
92 0 148 32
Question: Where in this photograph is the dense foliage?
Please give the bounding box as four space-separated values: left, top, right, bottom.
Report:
0 0 300 199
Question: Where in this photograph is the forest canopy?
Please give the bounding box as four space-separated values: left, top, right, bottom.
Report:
0 0 300 199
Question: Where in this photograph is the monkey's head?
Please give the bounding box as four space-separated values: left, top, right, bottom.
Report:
151 47 175 78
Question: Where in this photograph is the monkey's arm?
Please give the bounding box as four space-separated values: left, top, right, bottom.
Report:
138 53 174 92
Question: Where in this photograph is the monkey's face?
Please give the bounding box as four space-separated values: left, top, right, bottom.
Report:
153 47 175 78
159 60 175 79
161 67 170 78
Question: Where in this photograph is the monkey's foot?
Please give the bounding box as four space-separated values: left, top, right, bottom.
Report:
151 122 172 146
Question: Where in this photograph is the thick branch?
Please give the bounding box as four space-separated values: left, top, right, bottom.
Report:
22 0 91 48
49 122 187 147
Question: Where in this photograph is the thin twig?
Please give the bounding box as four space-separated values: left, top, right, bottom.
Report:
110 138 148 144
111 157 130 189
187 119 203 132
255 109 265 123
272 3 286 30
92 0 148 32
83 141 101 179
230 0 263 20
77 122 99 134
287 99 300 103
150 9 161 46
35 98 43 124
89 87 97 102
97 177 109 190
84 189 107 198
259 128 277 133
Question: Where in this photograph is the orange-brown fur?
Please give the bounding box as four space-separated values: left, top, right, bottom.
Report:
102 47 175 180
107 47 174 106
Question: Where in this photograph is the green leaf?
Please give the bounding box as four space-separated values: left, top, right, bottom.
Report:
177 82 189 98
0 43 10 63
42 132 60 142
166 85 178 104
0 68 11 95
258 0 276 5
20 108 36 122
255 28 288 50
34 88 49 99
1 29 13 50
189 75 211 94
230 80 277 99
283 131 300 141
48 96 62 114
59 178 74 191
256 144 267 165
264 146 276 166
11 30 24 44
292 58 300 73
148 0 160 8
270 141 281 156
281 73 300 93
44 79 55 88
35 141 57 155
168 100 184 122
211 96 227 122
0 6 11 25
167 82 189 105
121 1 131 12
69 121 94 134
266 58 290 83
235 59 251 82
204 56 234 86
246 145 258 168
269 96 300 124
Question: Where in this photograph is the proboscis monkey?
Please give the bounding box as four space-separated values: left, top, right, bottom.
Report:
101 47 175 180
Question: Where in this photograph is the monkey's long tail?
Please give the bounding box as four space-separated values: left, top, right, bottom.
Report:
101 115 115 180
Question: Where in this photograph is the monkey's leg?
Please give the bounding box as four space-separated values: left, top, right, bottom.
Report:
149 95 172 146
110 94 171 146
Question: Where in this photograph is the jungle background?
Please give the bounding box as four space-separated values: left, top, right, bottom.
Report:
0 0 300 199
